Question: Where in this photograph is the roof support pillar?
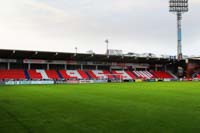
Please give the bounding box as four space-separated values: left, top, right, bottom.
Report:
28 63 31 70
7 62 10 70
164 64 167 72
81 64 83 70
47 64 49 70
155 65 158 71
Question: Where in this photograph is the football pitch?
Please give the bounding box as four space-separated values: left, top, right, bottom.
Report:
0 82 200 133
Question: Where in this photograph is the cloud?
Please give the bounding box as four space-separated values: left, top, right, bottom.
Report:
0 0 199 55
25 1 66 17
112 0 164 12
191 0 200 4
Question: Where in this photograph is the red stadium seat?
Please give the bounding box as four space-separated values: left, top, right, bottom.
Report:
112 70 123 79
87 70 98 79
152 71 173 79
77 70 88 79
125 71 137 79
0 69 26 80
103 70 114 79
45 70 59 80
59 70 73 79
28 70 42 79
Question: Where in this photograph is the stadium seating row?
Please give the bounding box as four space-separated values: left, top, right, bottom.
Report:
152 71 174 79
0 70 26 79
0 69 174 80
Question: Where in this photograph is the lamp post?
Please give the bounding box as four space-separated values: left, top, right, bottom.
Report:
74 46 77 56
105 39 109 55
169 0 188 61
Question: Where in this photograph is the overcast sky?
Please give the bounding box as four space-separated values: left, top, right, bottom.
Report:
0 0 199 55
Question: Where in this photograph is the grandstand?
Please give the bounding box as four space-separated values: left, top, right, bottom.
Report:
0 49 199 84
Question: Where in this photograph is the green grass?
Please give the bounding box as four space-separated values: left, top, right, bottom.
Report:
0 82 200 133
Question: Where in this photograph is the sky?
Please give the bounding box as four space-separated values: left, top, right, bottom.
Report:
0 0 199 56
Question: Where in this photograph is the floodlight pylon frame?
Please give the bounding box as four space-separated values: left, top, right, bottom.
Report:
169 0 188 61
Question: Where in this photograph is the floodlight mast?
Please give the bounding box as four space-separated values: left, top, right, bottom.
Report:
169 0 188 61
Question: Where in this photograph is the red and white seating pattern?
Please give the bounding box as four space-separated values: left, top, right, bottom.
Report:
87 70 98 79
29 70 59 80
0 69 175 80
59 70 88 79
28 70 42 79
36 70 49 79
59 70 71 79
45 70 59 79
112 70 133 80
66 70 83 79
126 71 137 79
77 70 88 79
133 71 155 79
89 70 109 79
28 70 88 80
102 70 114 79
